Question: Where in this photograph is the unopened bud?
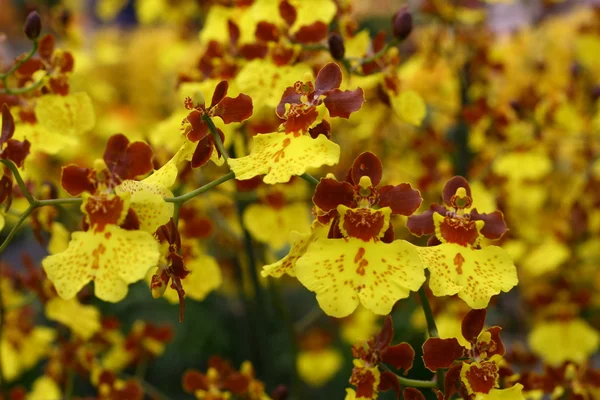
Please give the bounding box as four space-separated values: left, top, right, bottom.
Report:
24 11 42 40
392 7 412 41
328 33 345 60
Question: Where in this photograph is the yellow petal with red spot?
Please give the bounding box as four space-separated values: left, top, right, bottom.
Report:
228 133 340 184
296 238 425 318
42 225 160 302
116 180 174 233
417 243 518 309
528 318 600 366
243 202 311 249
262 222 329 278
45 297 101 340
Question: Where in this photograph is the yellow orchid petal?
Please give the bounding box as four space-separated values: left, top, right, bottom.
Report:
389 90 427 127
243 203 311 249
474 384 526 400
236 61 311 110
45 297 101 340
262 222 329 278
296 238 425 318
417 244 518 309
297 348 343 387
43 225 160 302
528 318 600 366
521 237 570 277
492 152 552 181
35 92 95 139
48 222 69 255
20 327 56 371
27 376 62 400
116 180 174 233
288 0 336 33
229 132 339 184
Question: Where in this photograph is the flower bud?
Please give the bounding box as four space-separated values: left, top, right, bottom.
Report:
24 11 42 40
328 33 345 60
392 7 412 41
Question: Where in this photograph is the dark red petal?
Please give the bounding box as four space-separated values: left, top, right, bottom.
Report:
256 21 280 42
38 34 55 61
470 209 508 240
238 43 269 60
224 373 251 394
422 338 464 372
61 165 95 196
276 86 302 118
378 371 401 398
382 343 415 374
444 363 462 399
279 1 297 26
293 22 328 44
1 104 15 144
214 94 253 124
442 176 471 206
483 326 505 357
381 224 395 243
406 204 446 236
186 111 209 142
16 58 43 77
0 174 12 209
375 315 394 350
461 309 486 345
351 152 382 186
104 134 154 182
3 139 30 167
228 20 240 47
315 63 343 93
210 81 229 109
403 388 426 400
191 137 214 168
308 119 331 139
313 178 354 212
182 370 209 392
379 184 422 216
324 88 364 118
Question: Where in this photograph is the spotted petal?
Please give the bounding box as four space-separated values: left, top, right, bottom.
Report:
228 132 340 184
296 238 425 317
116 180 174 233
261 222 329 278
417 244 518 309
42 225 160 302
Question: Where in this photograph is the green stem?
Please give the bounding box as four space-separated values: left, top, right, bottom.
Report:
417 287 438 338
299 173 319 186
202 115 229 161
0 40 38 80
1 159 35 205
358 39 399 65
1 76 46 95
63 367 75 400
165 171 235 204
0 205 35 254
381 364 436 389
37 197 83 207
